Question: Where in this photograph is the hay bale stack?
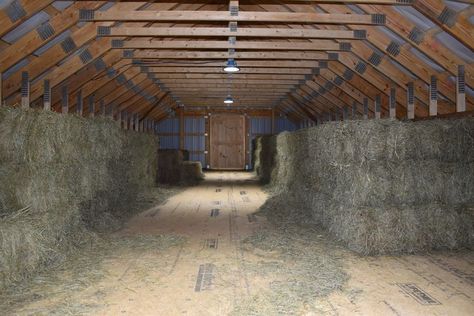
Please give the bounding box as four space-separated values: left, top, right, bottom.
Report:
0 107 158 289
180 161 204 185
157 149 187 184
256 118 474 255
157 149 203 185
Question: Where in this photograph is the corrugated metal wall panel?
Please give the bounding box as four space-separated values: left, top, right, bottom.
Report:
159 136 179 149
184 117 205 133
156 118 179 133
184 135 205 152
249 117 272 135
275 117 297 133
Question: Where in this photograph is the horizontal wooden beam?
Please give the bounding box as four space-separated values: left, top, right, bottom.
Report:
101 27 366 39
84 10 383 25
135 60 322 68
115 39 349 51
128 50 336 60
146 67 315 74
152 73 305 80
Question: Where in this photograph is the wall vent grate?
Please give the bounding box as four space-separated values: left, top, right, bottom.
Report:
407 82 414 104
430 76 437 100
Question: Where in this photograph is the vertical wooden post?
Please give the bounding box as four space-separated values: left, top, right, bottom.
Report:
135 114 139 132
179 108 184 150
407 82 415 119
129 113 134 130
204 113 210 169
61 85 68 113
88 95 95 118
389 87 396 119
429 75 437 116
0 72 2 106
363 98 368 120
375 95 381 119
271 107 275 134
245 113 250 169
76 90 83 116
352 101 357 119
456 65 466 113
123 112 128 130
21 71 30 109
43 80 51 111
100 100 105 116
118 110 123 128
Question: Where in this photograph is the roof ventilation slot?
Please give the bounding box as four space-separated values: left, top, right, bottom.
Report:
123 50 134 58
5 0 26 23
229 22 237 32
458 65 465 94
94 58 107 71
407 82 414 104
97 26 111 36
312 68 320 75
371 14 386 25
79 50 93 64
386 41 401 56
368 52 382 66
339 42 351 51
60 37 76 53
334 76 343 86
43 80 51 103
111 39 124 48
116 74 127 84
230 5 239 16
343 69 354 80
408 27 424 45
319 61 328 68
106 68 117 78
438 7 456 27
36 23 55 41
353 30 366 39
325 81 334 91
79 9 95 21
355 61 367 74
328 53 338 60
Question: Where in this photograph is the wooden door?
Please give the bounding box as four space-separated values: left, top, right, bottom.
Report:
210 114 245 169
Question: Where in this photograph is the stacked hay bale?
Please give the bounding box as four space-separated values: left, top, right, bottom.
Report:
0 107 158 289
256 118 474 255
157 149 203 185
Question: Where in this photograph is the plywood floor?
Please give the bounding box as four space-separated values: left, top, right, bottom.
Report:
10 172 474 315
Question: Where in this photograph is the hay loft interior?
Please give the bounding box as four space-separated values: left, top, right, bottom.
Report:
0 0 473 315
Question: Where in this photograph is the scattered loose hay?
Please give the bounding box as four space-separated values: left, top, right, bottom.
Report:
0 233 185 315
0 107 163 290
254 118 474 255
232 208 348 315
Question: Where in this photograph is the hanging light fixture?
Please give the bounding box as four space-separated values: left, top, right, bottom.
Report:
223 58 240 73
224 95 234 104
